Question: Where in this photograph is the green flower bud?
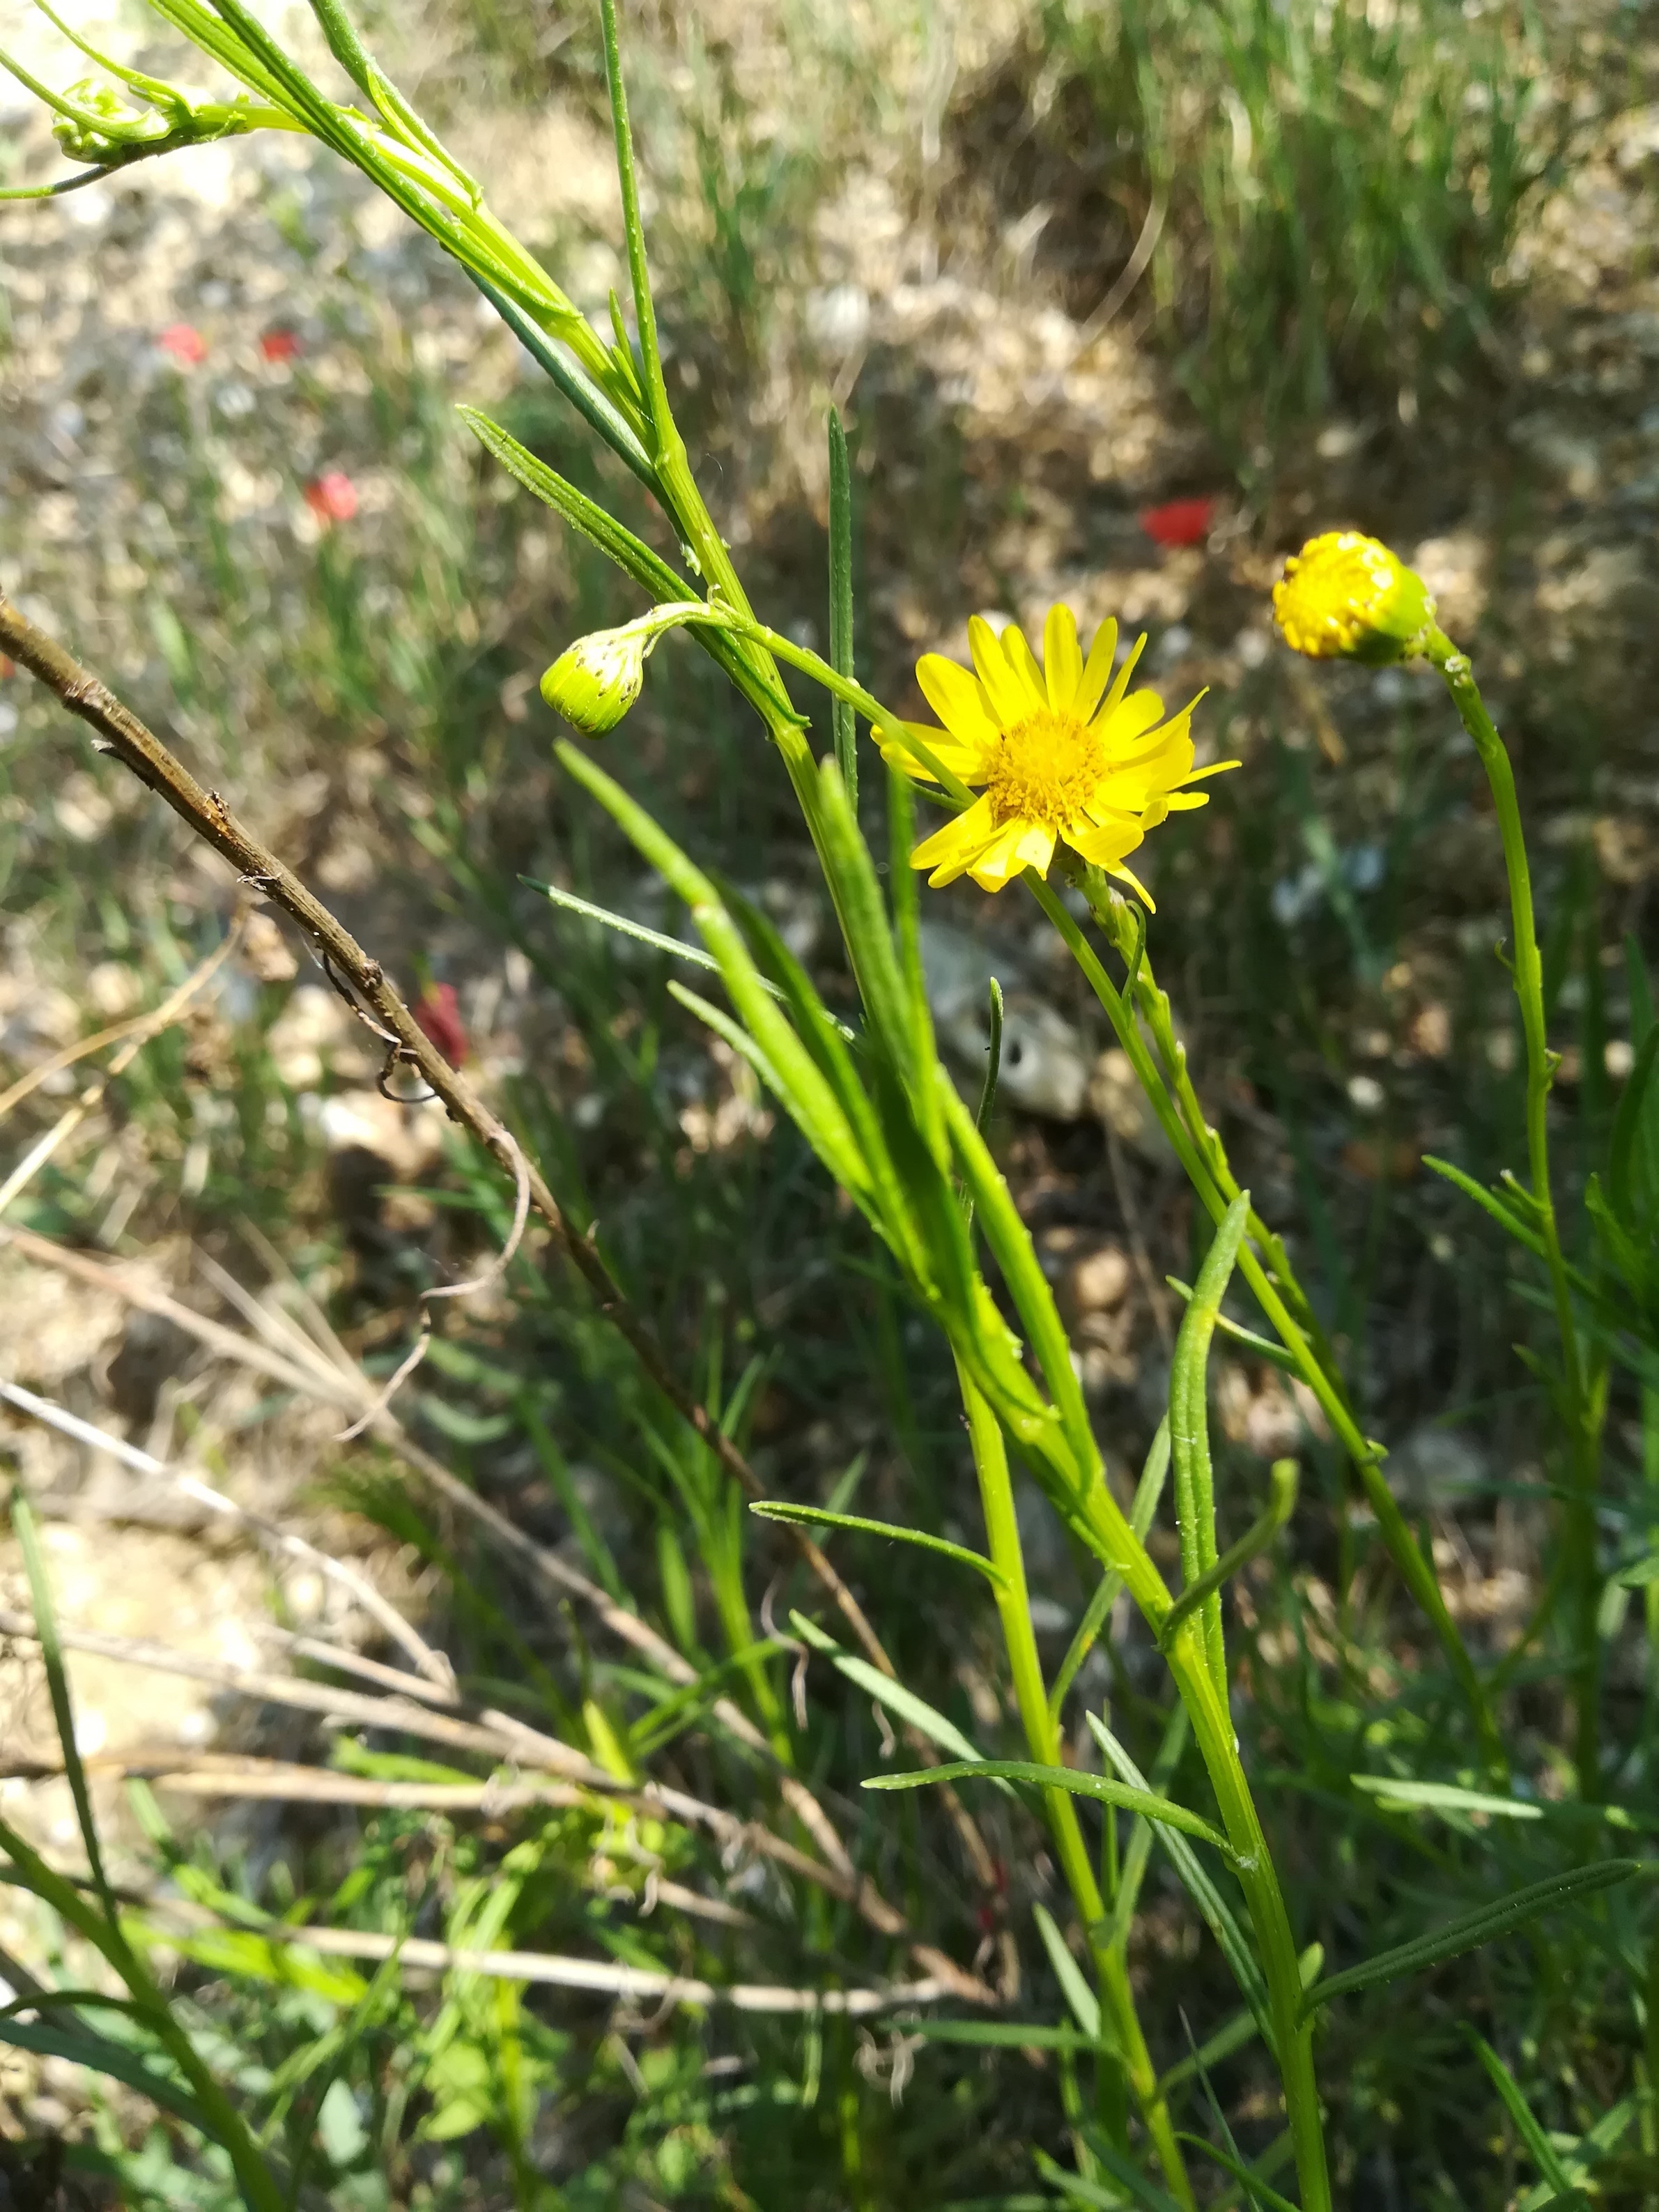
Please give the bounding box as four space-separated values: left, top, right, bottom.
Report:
539 599 726 737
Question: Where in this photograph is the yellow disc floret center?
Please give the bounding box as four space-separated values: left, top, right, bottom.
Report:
985 707 1104 830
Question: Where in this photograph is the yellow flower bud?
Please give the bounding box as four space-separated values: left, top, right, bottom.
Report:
539 599 716 737
1272 532 1437 664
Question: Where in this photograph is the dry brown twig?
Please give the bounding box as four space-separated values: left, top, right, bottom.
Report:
0 587 1005 1918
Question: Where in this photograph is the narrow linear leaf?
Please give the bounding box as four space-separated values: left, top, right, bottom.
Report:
788 1613 997 1772
12 1493 111 1918
749 1502 1005 1588
0 2016 206 2129
458 406 684 598
526 877 782 1001
1037 2142 1182 2212
1088 1714 1273 2050
1302 1859 1641 2016
1168 1193 1251 1696
863 1760 1232 1853
827 404 856 804
1032 1900 1101 2041
1421 1154 1550 1261
1351 1776 1543 1821
1050 1420 1171 1724
1467 2031 1580 2199
906 2020 1101 2052
1166 1280 1299 1374
1175 2134 1301 2212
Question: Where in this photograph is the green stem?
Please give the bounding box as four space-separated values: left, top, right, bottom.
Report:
1156 1625 1331 2212
957 1367 1194 2209
1029 877 1504 1769
1422 628 1600 1794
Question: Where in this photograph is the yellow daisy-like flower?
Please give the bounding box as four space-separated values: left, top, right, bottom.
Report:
881 606 1235 900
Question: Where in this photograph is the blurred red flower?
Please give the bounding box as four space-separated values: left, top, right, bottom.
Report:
303 470 358 524
1139 496 1217 548
260 327 301 362
157 323 207 367
413 982 468 1066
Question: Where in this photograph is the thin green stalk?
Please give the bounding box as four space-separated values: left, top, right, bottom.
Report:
1028 875 1503 1767
956 1366 1194 2209
1083 877 1337 1372
1088 1525 1332 2210
827 406 857 808
1422 628 1600 1792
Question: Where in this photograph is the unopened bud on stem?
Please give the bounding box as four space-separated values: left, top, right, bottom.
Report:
540 599 728 736
1272 532 1437 665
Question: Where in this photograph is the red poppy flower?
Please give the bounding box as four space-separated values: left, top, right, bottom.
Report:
1139 496 1217 548
157 323 207 367
413 982 468 1066
260 327 302 362
303 471 358 524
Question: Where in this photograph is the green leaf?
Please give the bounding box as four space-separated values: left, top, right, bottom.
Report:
1467 2031 1581 2200
0 2015 207 2130
1301 1859 1641 2015
525 877 784 1002
750 1502 1004 1587
1351 1775 1543 1820
1421 1153 1549 1261
557 744 872 1202
827 405 856 804
906 2020 1102 2052
1050 1421 1170 1724
1088 1714 1273 2051
1032 1900 1101 2041
10 1492 112 1919
1168 1193 1250 1694
458 406 686 601
863 1760 1233 1853
1157 1459 1297 1651
1609 1022 1659 1222
1174 2135 1301 2212
1036 2142 1182 2211
1165 1280 1299 1373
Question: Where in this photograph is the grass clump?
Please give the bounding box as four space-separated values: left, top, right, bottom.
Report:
1035 0 1553 463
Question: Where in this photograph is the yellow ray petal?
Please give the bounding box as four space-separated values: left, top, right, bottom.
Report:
1073 616 1119 723
968 816 1056 891
916 654 998 747
1101 631 1148 714
1043 604 1083 713
1097 731 1196 808
968 615 1040 727
1000 624 1047 707
910 793 999 886
1107 858 1156 910
1065 815 1146 869
877 719 987 786
1095 689 1167 754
